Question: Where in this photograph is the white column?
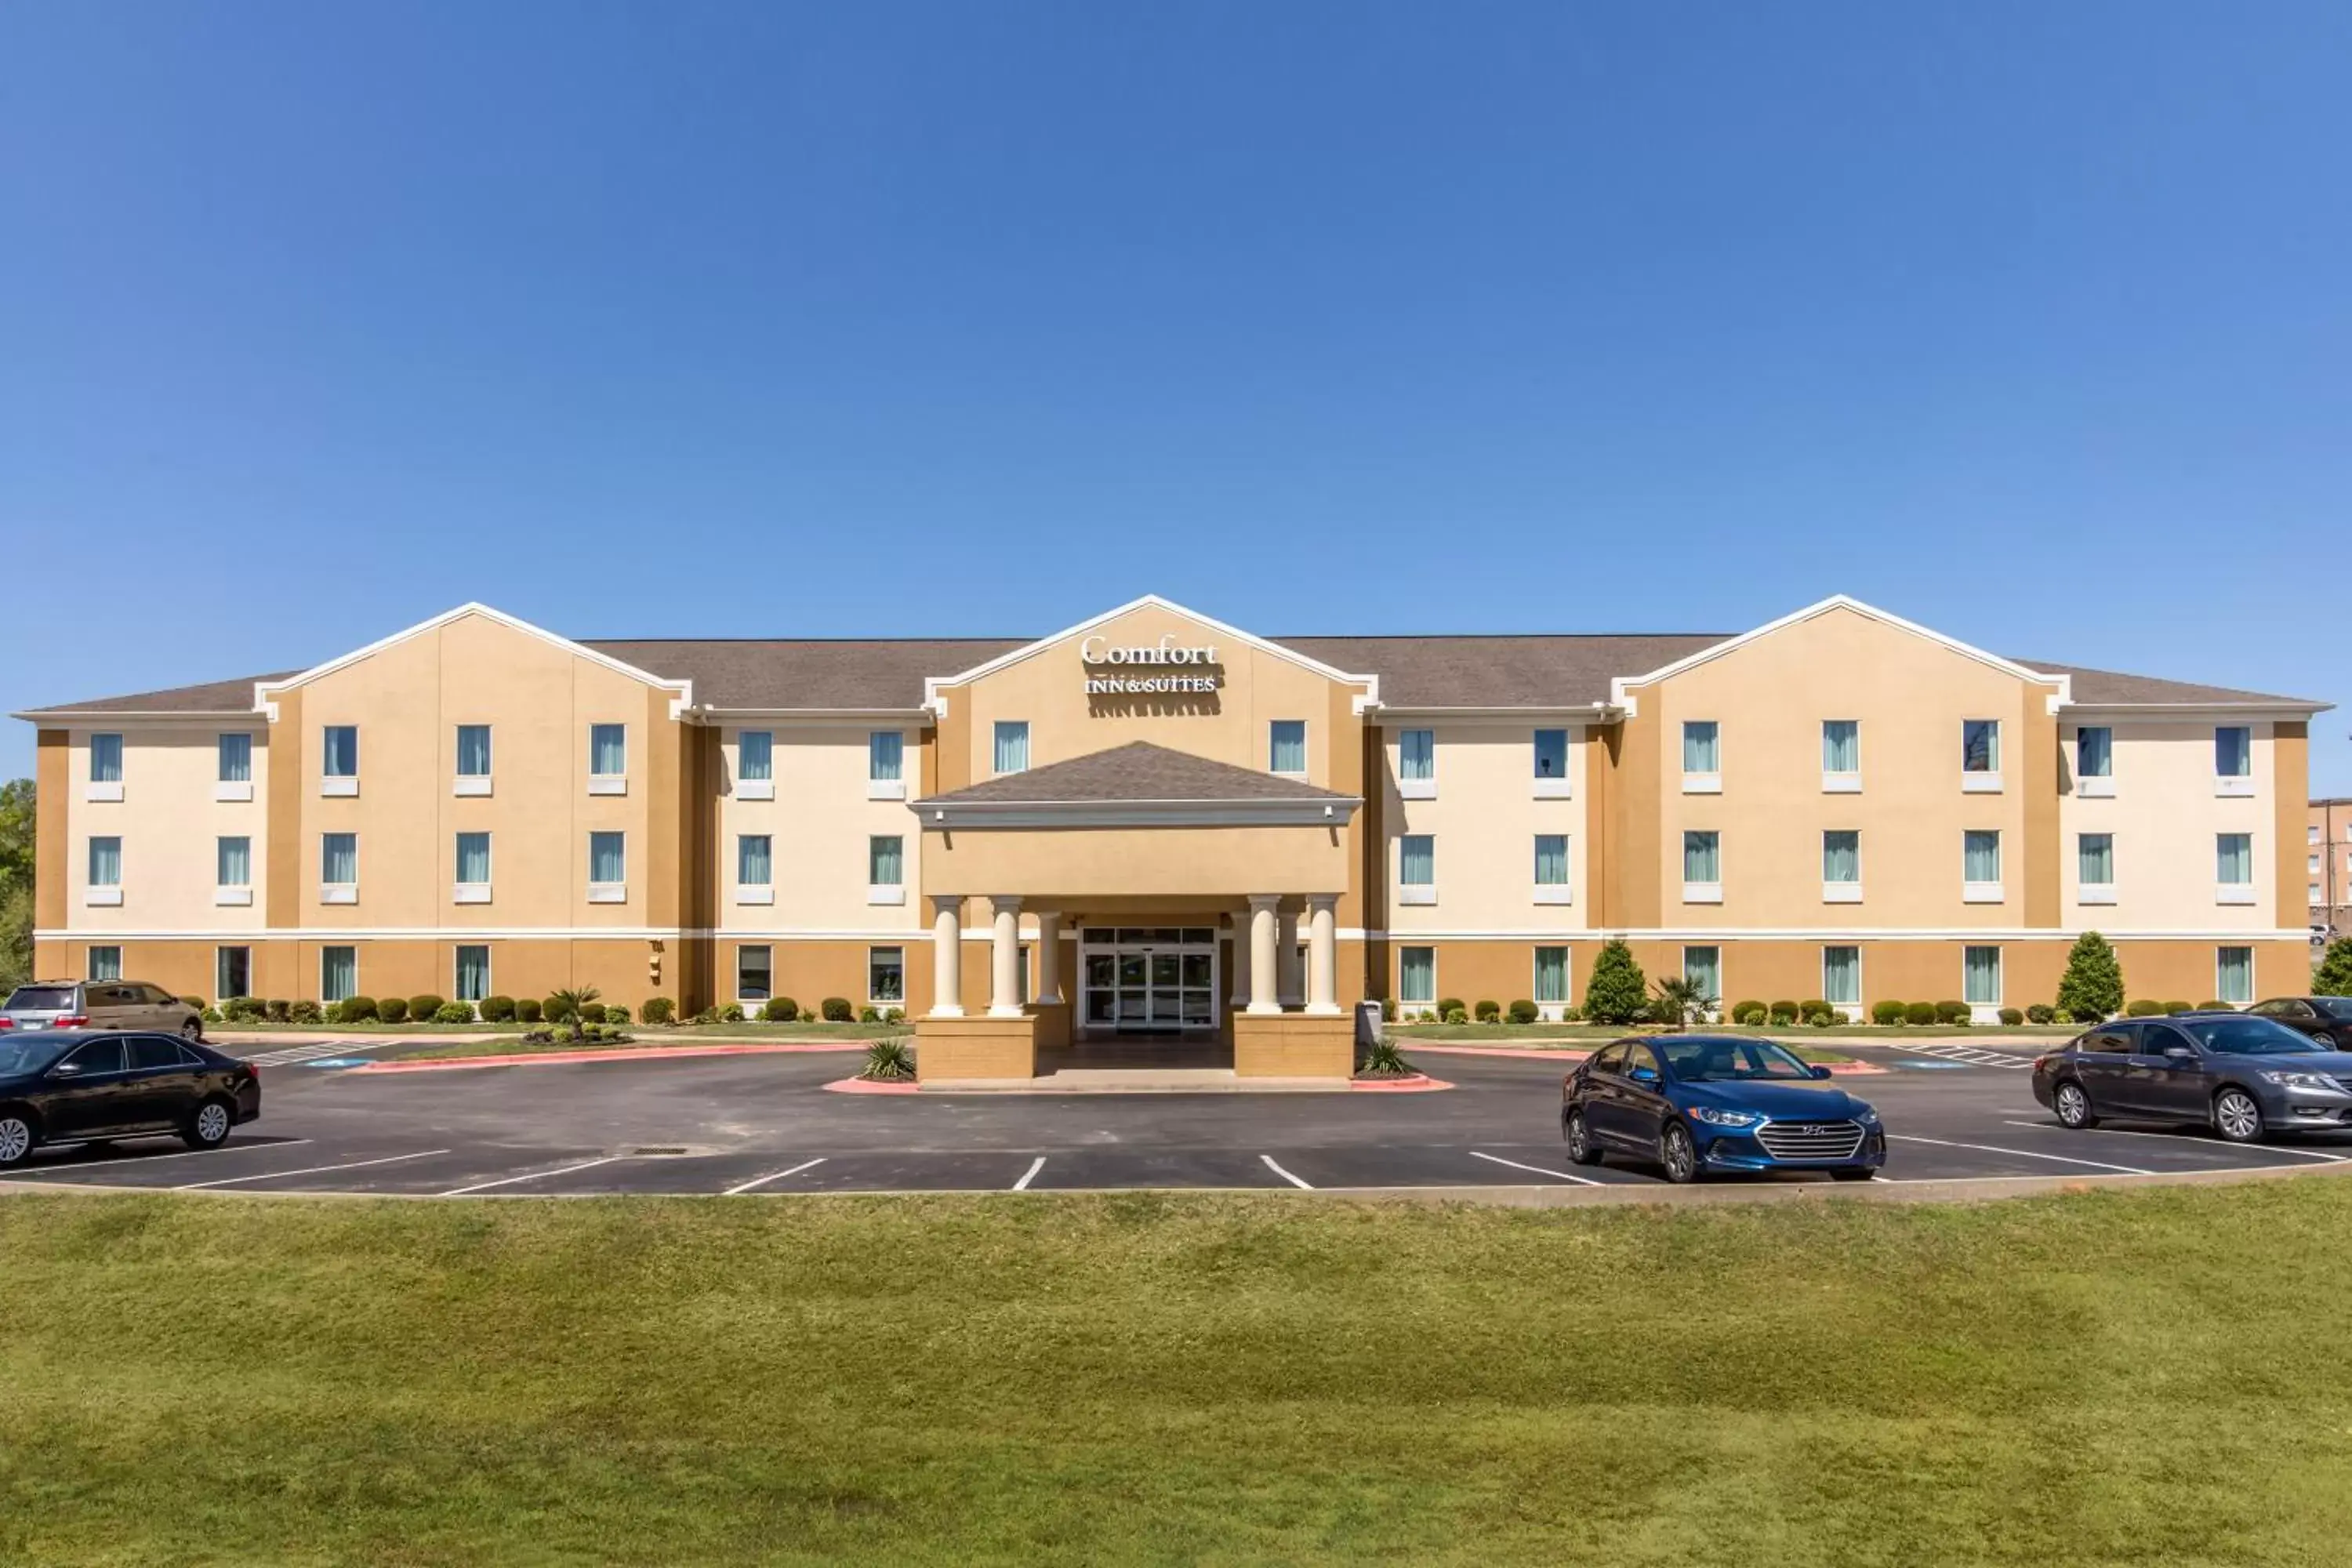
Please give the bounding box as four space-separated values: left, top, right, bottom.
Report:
1229 910 1252 1006
929 896 964 1017
1305 894 1340 1014
1247 895 1281 1014
1035 910 1062 1005
989 895 1025 1017
1276 904 1301 1007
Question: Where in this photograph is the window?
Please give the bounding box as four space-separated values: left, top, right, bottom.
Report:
2078 833 2114 898
2216 726 2252 778
869 835 903 887
216 946 251 1003
321 945 357 1004
88 836 122 887
2216 946 2255 1004
455 945 491 1004
216 836 251 887
1822 830 1860 885
2313 883 2323 903
322 725 358 778
1821 720 1860 776
1534 834 1570 893
1398 729 1434 795
1533 728 1569 781
1964 830 2002 896
1682 831 1720 898
738 945 773 1004
87 946 122 982
1682 720 1719 775
869 731 903 782
1682 946 1721 1009
1399 946 1436 1005
739 731 773 782
2077 726 2112 782
590 724 626 790
869 946 905 1005
993 720 1030 775
1962 719 2000 784
2216 833 2253 898
456 724 492 778
1269 720 1307 775
217 732 252 782
2311 854 2323 876
739 834 772 887
1399 835 1435 902
2310 824 2323 844
589 831 626 893
1964 946 2002 1007
456 831 492 887
89 733 123 783
321 832 358 887
1534 946 1570 1006
1823 945 1860 1008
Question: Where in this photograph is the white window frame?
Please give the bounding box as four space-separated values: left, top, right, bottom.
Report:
867 834 906 906
215 835 253 907
321 944 358 1005
867 730 906 800
321 724 360 796
216 732 255 801
215 944 252 1004
1681 720 1722 794
454 831 493 906
85 945 122 982
2214 726 2254 797
454 724 493 797
85 732 125 801
588 831 627 903
867 945 906 1007
85 834 123 906
1820 720 1861 793
1531 728 1572 798
1961 719 2002 793
588 724 628 796
1532 945 1572 1020
737 833 775 906
2077 832 2116 906
1682 830 1722 905
1398 834 1436 906
993 720 1030 776
1269 719 1308 778
737 943 774 1005
2216 832 2256 905
1532 833 1572 906
1681 946 1722 1020
1962 829 2003 903
1396 728 1436 800
1821 944 1863 1021
453 943 492 1006
2216 946 2254 1004
320 831 358 905
735 730 775 801
1821 829 1862 904
1962 945 2003 1022
1398 945 1437 1012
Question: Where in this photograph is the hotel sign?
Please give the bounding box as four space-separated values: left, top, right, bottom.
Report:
1081 633 1222 695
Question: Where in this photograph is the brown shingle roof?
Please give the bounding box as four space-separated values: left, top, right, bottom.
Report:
18 672 297 716
916 742 1354 805
1277 633 1729 708
2008 660 2322 707
583 638 1022 710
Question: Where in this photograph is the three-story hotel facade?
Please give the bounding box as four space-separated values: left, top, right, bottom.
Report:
17 595 2323 1079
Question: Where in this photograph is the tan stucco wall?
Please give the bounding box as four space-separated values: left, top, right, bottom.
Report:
1382 720 1587 934
2056 720 2285 931
59 724 269 935
714 725 926 934
923 824 1349 900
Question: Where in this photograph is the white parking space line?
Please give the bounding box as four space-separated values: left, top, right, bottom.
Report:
1999 1120 2351 1163
1469 1150 1605 1186
1011 1156 1047 1191
174 1149 452 1190
442 1157 622 1196
1260 1155 1312 1189
0 1139 312 1178
1887 1134 2151 1174
725 1158 826 1195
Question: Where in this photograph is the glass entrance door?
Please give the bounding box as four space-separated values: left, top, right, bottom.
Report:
1080 927 1220 1034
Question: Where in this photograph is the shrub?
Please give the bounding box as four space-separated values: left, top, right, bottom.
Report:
640 996 674 1025
407 995 445 1022
1436 997 1465 1022
821 997 854 1022
1507 1000 1538 1025
1730 1000 1767 1025
858 1006 880 1023
289 1000 322 1024
179 995 206 1012
1904 1001 1938 1027
1762 999 1794 1022
1871 1000 1907 1025
1358 1038 1415 1078
1583 941 1650 1025
2026 1004 2056 1024
1473 1000 1501 1022
760 997 799 1022
1998 1007 2025 1026
1933 1000 1969 1025
479 995 517 1022
718 1004 744 1022
2198 1000 2231 1011
576 1002 608 1025
2056 931 2125 1022
376 997 409 1023
2125 999 2163 1017
334 996 377 1024
1809 1011 1835 1027
693 1007 720 1025
605 1004 631 1025
201 1007 223 1024
883 1007 905 1025
2315 936 2352 996
1799 999 1834 1024
1380 997 1397 1022
516 998 543 1024
222 996 263 1022
1443 1006 1469 1025
1559 1005 1584 1022
2162 1000 2194 1015
433 1002 474 1024
860 1038 916 1081
265 999 290 1022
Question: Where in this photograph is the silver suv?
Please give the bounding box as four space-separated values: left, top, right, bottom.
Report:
1 981 205 1042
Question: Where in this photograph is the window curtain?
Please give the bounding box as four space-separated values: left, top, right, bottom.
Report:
323 726 358 777
1399 947 1435 1004
1822 830 1860 883
322 833 357 884
1682 721 1719 773
869 836 903 886
217 837 251 887
739 731 773 782
1965 831 2001 883
2077 727 2111 779
739 834 771 886
993 722 1029 775
1534 835 1569 885
456 725 492 776
869 731 902 782
1821 720 1858 773
1399 730 1434 781
1683 831 1719 883
90 734 122 782
218 732 252 782
590 832 625 884
590 724 626 775
89 946 122 981
455 946 491 1002
1823 946 1860 1004
88 837 122 886
1682 946 1720 1002
1962 720 2000 773
1270 720 1306 773
1534 947 1569 1004
2217 946 2253 1004
1400 835 1434 886
321 946 357 1003
2215 727 2251 777
1533 729 1568 779
1964 946 2002 1005
2078 833 2114 884
2216 833 2252 884
456 832 491 884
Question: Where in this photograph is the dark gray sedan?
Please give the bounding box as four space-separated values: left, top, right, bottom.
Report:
2032 1012 2352 1144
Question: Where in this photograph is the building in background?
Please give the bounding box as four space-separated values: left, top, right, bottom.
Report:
2308 798 2352 942
15 596 2328 1079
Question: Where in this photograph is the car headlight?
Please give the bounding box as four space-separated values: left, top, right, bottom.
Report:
1852 1103 1881 1124
1686 1105 1763 1127
2259 1070 2343 1093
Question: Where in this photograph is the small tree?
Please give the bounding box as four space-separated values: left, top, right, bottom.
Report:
1584 939 1650 1025
2055 931 2125 1022
2314 937 2352 996
546 986 601 1025
1649 974 1708 1026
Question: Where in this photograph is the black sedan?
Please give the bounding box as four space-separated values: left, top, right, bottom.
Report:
2032 1012 2352 1144
0 1030 261 1168
2248 996 2352 1050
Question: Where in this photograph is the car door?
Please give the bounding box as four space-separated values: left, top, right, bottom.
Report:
1618 1044 1675 1149
43 1036 132 1137
2071 1026 2138 1112
86 984 141 1030
123 1034 201 1130
134 985 181 1031
1578 1044 1630 1142
2127 1022 2213 1119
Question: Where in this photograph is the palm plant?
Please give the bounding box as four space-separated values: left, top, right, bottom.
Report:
860 1038 916 1082
546 986 601 1025
1649 975 1711 1027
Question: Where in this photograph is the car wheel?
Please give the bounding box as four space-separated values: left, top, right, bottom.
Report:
0 1112 34 1168
1658 1122 1699 1184
1563 1109 1603 1166
180 1017 204 1044
2212 1087 2264 1144
2053 1079 2099 1130
182 1097 234 1152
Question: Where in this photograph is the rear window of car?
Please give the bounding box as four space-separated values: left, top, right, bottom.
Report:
5 986 76 1011
128 1036 186 1070
2315 998 2352 1022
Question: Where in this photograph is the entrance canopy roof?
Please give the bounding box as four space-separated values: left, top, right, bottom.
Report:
913 741 1361 829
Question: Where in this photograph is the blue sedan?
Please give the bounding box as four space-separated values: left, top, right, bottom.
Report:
1562 1035 1886 1182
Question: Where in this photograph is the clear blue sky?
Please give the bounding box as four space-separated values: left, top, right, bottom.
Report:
5 2 2347 787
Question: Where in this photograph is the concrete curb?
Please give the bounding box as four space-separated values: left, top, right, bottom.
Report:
354 1041 869 1073
1399 1043 1885 1076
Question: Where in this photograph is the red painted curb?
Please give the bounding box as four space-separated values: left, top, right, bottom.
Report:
822 1076 921 1094
1348 1073 1455 1092
1399 1043 1593 1062
357 1041 870 1073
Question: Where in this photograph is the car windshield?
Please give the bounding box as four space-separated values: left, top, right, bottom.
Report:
2183 1017 2329 1055
0 1036 72 1076
4 986 74 1011
1660 1038 1817 1081
2313 998 2352 1022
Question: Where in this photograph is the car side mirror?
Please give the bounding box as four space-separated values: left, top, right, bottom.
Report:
1809 1064 1833 1080
48 1062 83 1079
1628 1067 1659 1087
2164 1046 2197 1064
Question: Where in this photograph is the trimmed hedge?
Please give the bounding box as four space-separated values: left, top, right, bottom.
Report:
333 996 377 1024
515 998 543 1024
1507 1000 1538 1025
1799 999 1834 1024
1871 1000 1906 1025
641 996 675 1025
289 1000 322 1024
1933 1001 1969 1025
432 1002 474 1024
1473 1000 1501 1022
1998 1007 2025 1026
760 997 800 1022
2198 1000 2231 1011
1436 998 1465 1021
821 997 854 1022
2026 1004 2056 1024
1904 1002 1938 1027
266 999 291 1022
376 997 409 1024
2162 1000 2194 1015
407 995 445 1022
1730 1000 1766 1025
577 1003 608 1025
478 996 517 1023
2125 1000 2164 1017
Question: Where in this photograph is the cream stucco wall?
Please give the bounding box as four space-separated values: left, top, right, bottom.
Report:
2058 720 2279 931
1381 721 1588 933
715 725 926 933
64 723 270 933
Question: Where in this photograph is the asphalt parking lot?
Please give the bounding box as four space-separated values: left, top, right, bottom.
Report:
7 1037 2351 1199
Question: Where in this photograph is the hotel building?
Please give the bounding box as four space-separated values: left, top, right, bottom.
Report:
17 595 2323 1080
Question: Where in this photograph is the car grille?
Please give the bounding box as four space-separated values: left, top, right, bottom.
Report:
1755 1120 1866 1161
2332 1077 2352 1098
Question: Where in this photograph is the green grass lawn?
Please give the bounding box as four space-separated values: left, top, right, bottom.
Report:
5 1183 2351 1566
